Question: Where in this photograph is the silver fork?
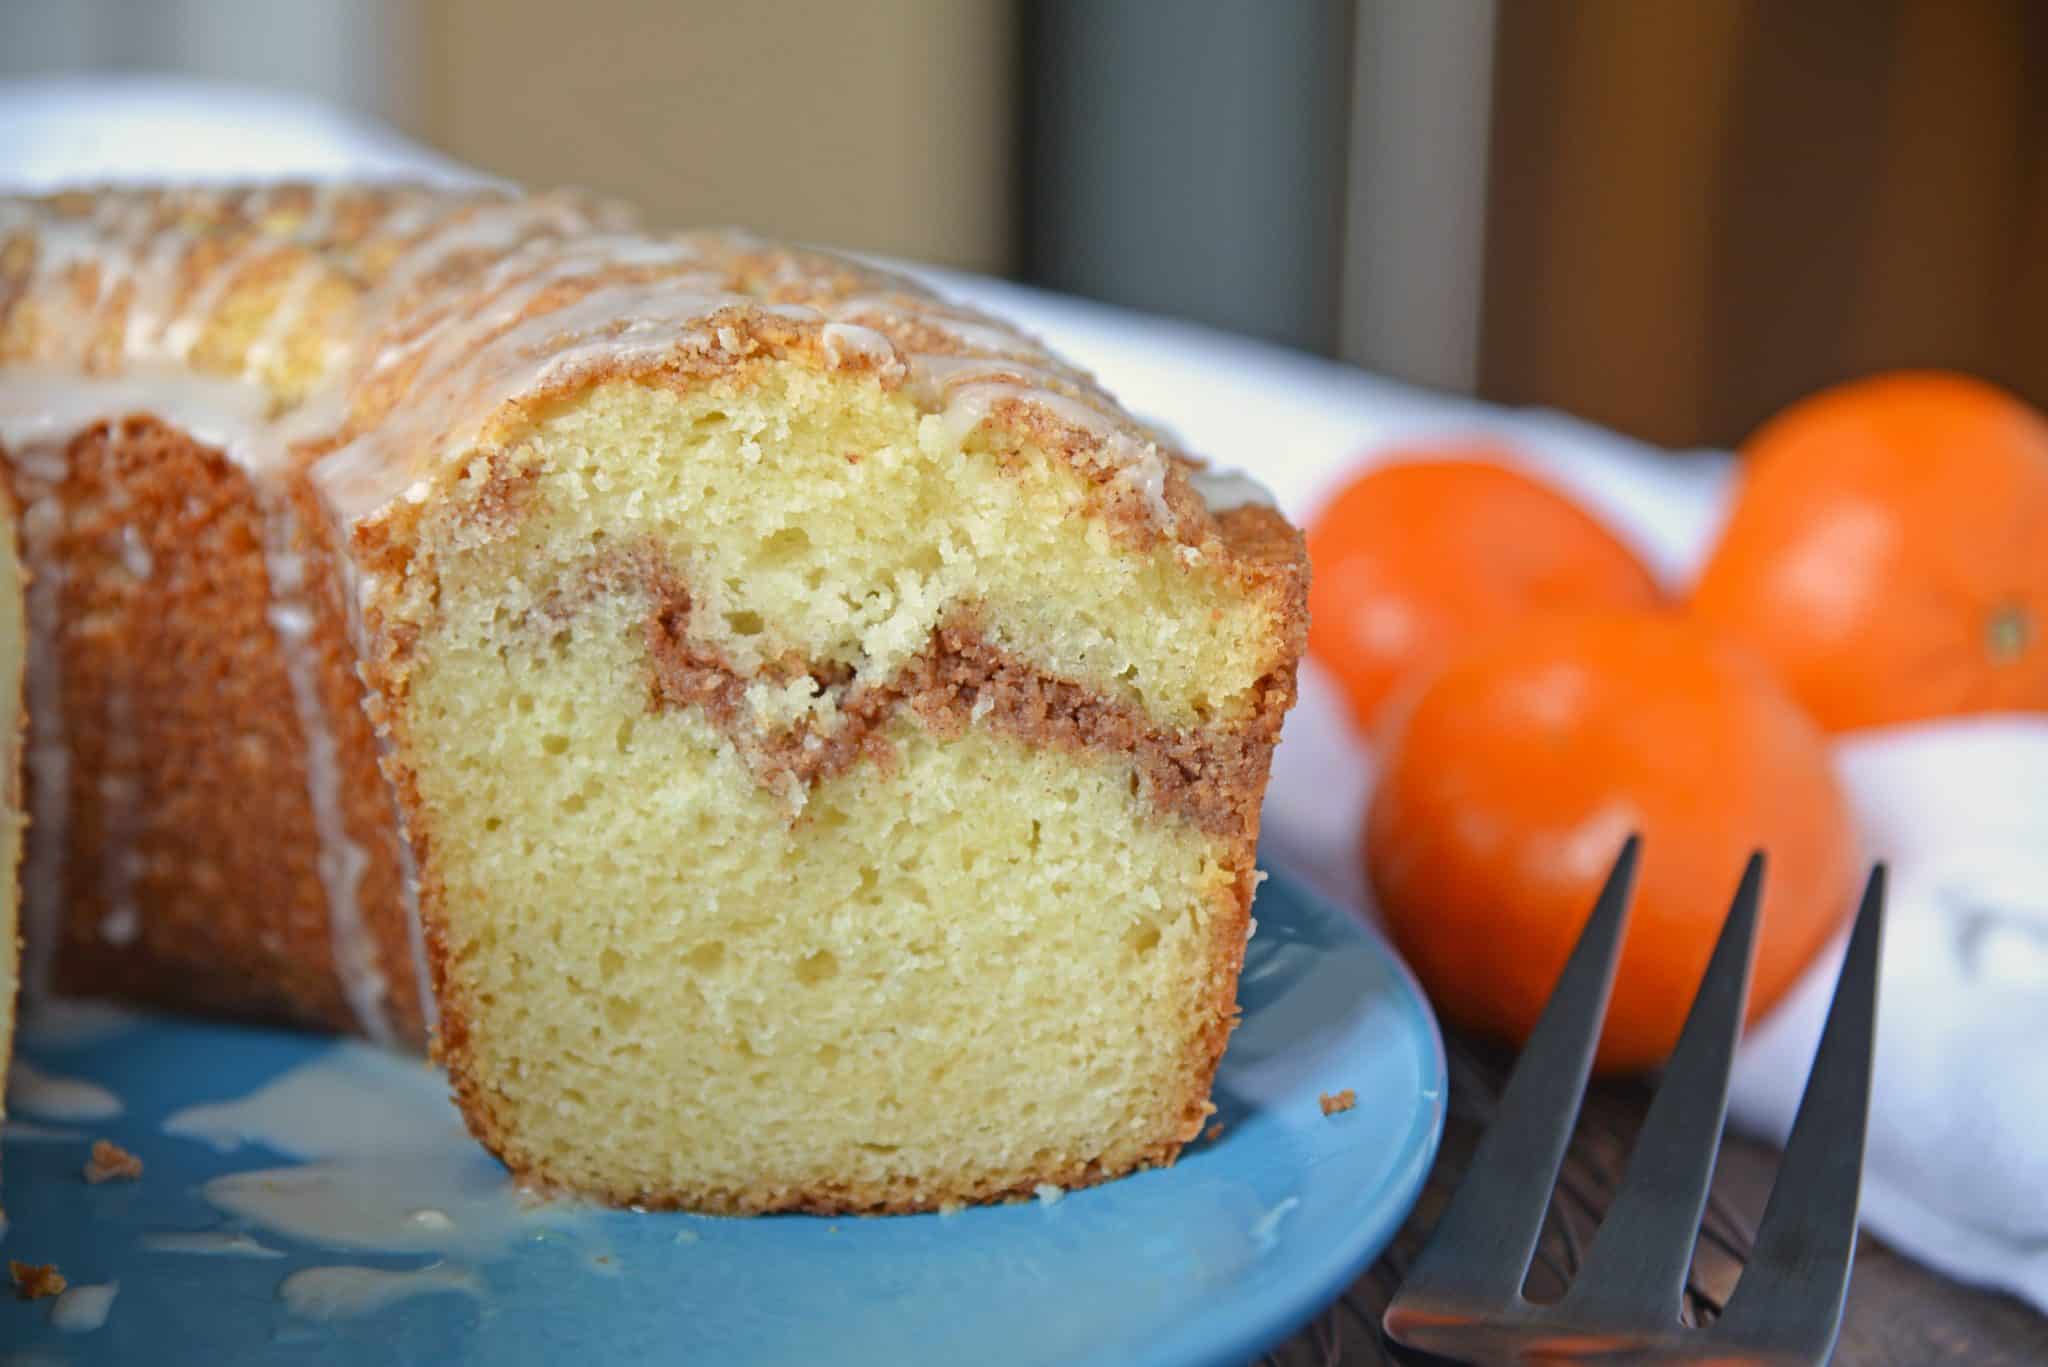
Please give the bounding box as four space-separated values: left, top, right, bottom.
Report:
1382 836 1886 1365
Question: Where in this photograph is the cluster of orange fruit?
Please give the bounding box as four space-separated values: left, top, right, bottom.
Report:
1307 372 2048 1073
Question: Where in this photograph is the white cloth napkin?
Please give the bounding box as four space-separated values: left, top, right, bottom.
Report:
7 75 2045 1314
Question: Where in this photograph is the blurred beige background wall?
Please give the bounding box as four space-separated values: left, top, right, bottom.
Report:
419 0 1017 272
0 0 1018 273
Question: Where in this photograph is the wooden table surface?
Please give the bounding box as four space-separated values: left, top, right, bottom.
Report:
1265 1033 2048 1365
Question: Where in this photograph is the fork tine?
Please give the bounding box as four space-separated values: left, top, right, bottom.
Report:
1560 853 1765 1327
1389 835 1640 1319
1716 866 1886 1359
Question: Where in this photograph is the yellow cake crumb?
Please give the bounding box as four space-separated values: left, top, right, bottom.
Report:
1319 1089 1357 1117
83 1139 143 1184
10 1261 65 1300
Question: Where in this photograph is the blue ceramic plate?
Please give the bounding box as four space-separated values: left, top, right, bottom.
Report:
2 866 1443 1366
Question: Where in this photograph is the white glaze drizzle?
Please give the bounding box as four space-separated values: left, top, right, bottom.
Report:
312 275 753 524
16 189 1195 537
6 1060 122 1121
2 1119 87 1143
263 494 391 1044
200 1164 542 1256
279 1263 480 1321
1250 1194 1301 1253
1187 465 1278 514
140 1231 285 1258
819 320 895 368
97 682 143 947
274 182 345 244
363 192 595 311
358 234 710 388
907 355 1177 525
162 1040 464 1159
242 253 324 379
118 523 153 579
163 1042 586 1257
121 222 197 358
0 370 276 464
159 244 245 362
29 197 151 357
49 1281 119 1332
831 293 1043 358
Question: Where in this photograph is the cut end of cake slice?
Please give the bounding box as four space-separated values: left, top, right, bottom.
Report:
359 329 1305 1212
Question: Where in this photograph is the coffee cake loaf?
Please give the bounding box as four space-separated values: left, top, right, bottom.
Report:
0 185 1306 1212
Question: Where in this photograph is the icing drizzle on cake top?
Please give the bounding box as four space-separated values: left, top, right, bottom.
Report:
0 183 1263 1038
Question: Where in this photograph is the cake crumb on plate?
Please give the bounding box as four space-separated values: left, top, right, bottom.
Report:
84 1140 143 1184
11 1261 66 1300
1319 1089 1357 1117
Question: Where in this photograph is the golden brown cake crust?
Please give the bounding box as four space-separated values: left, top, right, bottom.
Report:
1 418 425 1042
